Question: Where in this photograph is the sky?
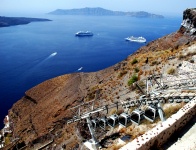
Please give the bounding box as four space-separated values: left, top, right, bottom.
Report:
0 0 195 16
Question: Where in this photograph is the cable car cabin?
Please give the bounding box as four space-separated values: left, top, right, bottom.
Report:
173 96 182 103
119 113 131 127
107 114 119 128
99 117 108 130
130 109 144 125
159 97 166 103
168 97 174 103
144 105 158 122
91 118 100 130
152 98 159 105
183 96 191 103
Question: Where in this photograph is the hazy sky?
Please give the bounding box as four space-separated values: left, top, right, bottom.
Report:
0 0 195 16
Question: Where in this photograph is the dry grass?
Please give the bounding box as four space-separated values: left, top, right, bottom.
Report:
163 103 185 118
109 108 118 115
107 144 125 150
120 124 148 141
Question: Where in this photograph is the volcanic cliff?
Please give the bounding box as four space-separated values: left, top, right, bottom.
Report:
1 8 196 149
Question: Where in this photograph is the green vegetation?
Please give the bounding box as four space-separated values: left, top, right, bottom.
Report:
134 67 139 73
131 58 138 65
128 74 138 86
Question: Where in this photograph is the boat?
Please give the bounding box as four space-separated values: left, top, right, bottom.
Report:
50 52 57 57
125 36 146 43
77 67 83 71
75 31 93 36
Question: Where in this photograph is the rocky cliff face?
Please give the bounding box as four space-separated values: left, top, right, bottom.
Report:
180 8 196 35
1 8 196 149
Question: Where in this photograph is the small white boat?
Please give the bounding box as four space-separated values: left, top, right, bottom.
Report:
50 52 57 56
75 31 93 36
77 67 83 71
125 36 146 43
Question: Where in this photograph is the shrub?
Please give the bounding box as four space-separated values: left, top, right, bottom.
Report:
190 59 194 63
186 51 196 57
167 68 176 75
178 54 184 60
86 91 96 101
134 67 139 73
118 70 128 78
128 74 138 86
131 58 138 65
151 60 160 66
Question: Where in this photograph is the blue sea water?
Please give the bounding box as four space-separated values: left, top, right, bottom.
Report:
0 15 181 128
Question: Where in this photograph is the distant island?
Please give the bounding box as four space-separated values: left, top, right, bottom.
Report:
0 16 51 27
49 7 164 18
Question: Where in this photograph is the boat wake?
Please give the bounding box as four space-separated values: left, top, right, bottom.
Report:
35 52 58 67
0 52 58 75
22 52 58 78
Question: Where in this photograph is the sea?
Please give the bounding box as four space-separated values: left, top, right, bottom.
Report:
0 14 182 128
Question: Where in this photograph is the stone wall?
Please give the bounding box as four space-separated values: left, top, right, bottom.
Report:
120 97 196 150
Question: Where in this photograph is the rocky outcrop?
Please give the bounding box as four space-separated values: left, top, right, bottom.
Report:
179 8 196 35
137 8 196 54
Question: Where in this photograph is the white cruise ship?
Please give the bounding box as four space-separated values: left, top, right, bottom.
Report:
75 31 93 36
125 36 146 43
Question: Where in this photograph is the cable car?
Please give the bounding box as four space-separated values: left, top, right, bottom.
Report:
152 98 159 104
173 96 182 103
130 109 144 125
91 118 100 130
130 101 136 107
122 102 131 109
99 117 108 130
107 114 119 128
168 97 174 103
158 97 166 103
183 96 191 103
119 113 132 127
146 98 153 105
144 105 158 122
